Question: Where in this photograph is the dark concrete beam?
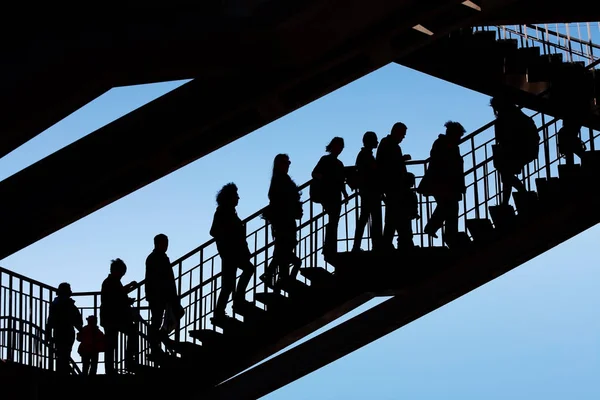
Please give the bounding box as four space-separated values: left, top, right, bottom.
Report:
477 0 600 26
0 1 315 160
0 0 476 261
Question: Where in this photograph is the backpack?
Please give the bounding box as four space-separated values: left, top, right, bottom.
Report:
310 178 324 204
519 112 540 163
345 166 360 191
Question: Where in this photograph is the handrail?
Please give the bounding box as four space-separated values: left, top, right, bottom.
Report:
0 316 81 375
521 24 600 53
0 266 57 292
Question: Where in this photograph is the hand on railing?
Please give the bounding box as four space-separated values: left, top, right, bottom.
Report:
403 154 412 161
124 281 138 293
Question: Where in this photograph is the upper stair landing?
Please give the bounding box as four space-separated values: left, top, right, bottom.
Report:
397 23 600 129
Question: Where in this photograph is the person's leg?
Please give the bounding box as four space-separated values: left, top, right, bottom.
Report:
89 353 98 376
82 355 90 376
368 194 383 250
323 201 342 257
352 194 371 251
148 303 165 356
55 337 72 375
442 199 460 246
214 259 235 318
233 260 254 306
103 329 118 375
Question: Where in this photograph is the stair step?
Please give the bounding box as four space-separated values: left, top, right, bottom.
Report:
495 38 518 53
189 329 224 345
466 218 495 241
489 204 517 231
527 55 564 83
581 150 600 173
558 163 583 182
472 30 496 43
167 340 205 357
276 278 311 296
447 231 471 250
513 191 539 217
535 177 563 203
233 300 269 321
299 267 335 286
210 315 245 331
255 292 291 310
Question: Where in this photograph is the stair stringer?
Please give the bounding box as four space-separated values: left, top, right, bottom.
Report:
208 182 600 399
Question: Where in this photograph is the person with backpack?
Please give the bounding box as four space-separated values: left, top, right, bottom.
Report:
490 96 539 206
76 315 105 376
418 121 466 247
311 137 349 260
45 282 83 375
351 131 383 252
261 154 303 287
558 118 586 165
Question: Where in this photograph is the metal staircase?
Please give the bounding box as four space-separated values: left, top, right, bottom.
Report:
2 22 600 399
397 23 600 128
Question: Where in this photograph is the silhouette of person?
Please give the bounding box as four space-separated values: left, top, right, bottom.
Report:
145 234 180 359
312 137 349 259
558 119 586 165
419 121 466 246
210 183 256 320
100 258 138 375
261 154 303 286
45 282 83 375
490 96 539 206
352 131 383 252
76 315 105 376
376 122 415 250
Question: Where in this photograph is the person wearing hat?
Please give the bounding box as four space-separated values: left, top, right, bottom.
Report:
45 282 83 375
76 315 105 376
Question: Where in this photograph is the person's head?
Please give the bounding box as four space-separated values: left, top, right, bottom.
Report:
362 131 378 149
390 122 407 143
110 258 127 279
154 233 168 252
490 95 514 116
216 182 239 208
272 153 291 175
86 315 97 327
325 137 345 156
444 121 466 143
563 118 582 132
57 282 72 298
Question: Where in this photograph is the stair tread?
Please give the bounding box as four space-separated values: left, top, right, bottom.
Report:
189 329 224 342
299 267 335 281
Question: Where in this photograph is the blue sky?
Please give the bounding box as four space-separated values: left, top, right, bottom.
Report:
1 25 599 398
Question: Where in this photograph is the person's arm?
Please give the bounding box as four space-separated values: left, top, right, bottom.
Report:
45 304 54 340
75 307 83 331
123 281 138 293
312 157 325 179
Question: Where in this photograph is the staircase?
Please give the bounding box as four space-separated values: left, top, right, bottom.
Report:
397 23 600 128
3 103 600 398
2 22 600 399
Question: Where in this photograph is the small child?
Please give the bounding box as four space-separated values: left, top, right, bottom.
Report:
77 315 105 376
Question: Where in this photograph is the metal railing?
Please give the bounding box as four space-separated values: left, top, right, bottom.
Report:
490 23 600 65
2 22 600 375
